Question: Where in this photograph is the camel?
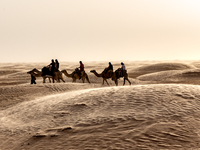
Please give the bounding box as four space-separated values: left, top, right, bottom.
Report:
61 69 90 83
112 69 131 86
90 69 113 86
27 68 65 83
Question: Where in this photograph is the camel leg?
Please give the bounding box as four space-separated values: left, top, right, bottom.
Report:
61 78 65 82
123 78 131 85
86 75 90 83
104 79 109 86
56 78 59 82
123 78 125 85
82 78 85 83
57 75 62 82
59 74 65 82
43 77 46 83
115 80 118 86
127 78 131 85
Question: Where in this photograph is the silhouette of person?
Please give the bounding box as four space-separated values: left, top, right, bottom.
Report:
78 61 84 79
49 59 55 75
55 59 59 71
105 62 113 77
121 62 126 76
31 74 36 84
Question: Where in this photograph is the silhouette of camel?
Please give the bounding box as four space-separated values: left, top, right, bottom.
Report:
90 68 113 86
61 68 90 83
112 68 131 86
27 68 65 83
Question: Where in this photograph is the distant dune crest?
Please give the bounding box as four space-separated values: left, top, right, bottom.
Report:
133 62 196 72
128 62 197 78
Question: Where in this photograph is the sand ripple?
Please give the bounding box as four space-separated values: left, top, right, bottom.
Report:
1 84 200 149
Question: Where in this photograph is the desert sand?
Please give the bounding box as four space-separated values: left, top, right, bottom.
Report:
1 60 200 149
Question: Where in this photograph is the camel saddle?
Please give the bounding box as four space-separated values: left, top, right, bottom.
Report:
115 68 126 78
42 67 53 76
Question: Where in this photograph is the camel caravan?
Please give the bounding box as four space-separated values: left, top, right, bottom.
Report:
90 62 131 86
27 60 131 86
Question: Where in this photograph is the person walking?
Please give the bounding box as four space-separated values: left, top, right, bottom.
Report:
31 74 36 84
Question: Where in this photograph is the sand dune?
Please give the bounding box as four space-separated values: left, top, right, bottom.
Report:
137 69 200 84
134 62 196 72
128 62 196 78
1 84 200 149
1 61 200 149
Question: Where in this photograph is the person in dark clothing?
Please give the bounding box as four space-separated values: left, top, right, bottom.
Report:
108 62 113 71
105 62 113 77
78 61 84 79
116 62 126 78
55 59 59 71
49 59 55 76
49 59 56 83
31 74 36 84
120 62 126 76
79 61 84 72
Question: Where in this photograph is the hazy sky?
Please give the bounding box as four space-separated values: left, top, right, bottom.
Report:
1 0 200 63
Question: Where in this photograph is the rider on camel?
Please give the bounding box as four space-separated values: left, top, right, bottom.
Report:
79 61 84 79
55 59 59 71
49 59 55 76
120 62 126 76
105 62 113 77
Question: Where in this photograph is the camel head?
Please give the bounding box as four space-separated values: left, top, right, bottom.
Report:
27 68 38 74
90 70 96 73
27 71 32 74
32 68 38 72
27 70 34 74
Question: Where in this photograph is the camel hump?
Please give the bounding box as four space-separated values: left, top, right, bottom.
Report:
42 66 52 76
115 69 127 78
75 68 79 73
103 68 108 72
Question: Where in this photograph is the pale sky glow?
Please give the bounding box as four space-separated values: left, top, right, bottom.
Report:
0 0 200 62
